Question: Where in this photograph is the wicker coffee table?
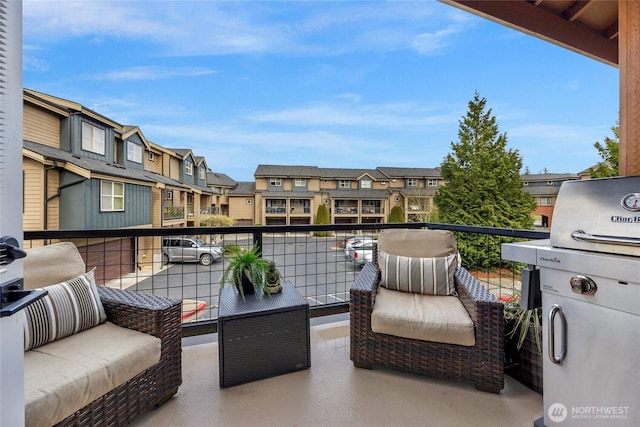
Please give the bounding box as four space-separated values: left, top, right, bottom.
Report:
218 280 310 388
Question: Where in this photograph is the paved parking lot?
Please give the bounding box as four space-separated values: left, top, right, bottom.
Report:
130 235 362 321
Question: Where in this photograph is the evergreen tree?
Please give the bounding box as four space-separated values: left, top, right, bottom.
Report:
389 206 404 223
589 121 619 178
314 204 330 237
435 92 535 268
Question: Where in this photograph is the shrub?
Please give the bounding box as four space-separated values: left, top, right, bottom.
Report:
314 204 330 237
389 206 404 222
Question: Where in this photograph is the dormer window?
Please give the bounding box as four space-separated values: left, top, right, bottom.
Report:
407 178 419 187
294 178 307 187
360 178 372 189
427 179 438 187
81 122 105 155
270 178 282 186
185 161 193 176
199 167 205 180
127 141 143 164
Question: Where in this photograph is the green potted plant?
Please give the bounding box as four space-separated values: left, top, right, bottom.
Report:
221 243 271 300
503 290 543 394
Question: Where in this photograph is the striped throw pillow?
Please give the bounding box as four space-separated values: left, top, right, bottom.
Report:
379 251 459 296
22 268 107 351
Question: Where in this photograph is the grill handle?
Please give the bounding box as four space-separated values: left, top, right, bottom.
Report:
571 230 640 247
548 304 567 366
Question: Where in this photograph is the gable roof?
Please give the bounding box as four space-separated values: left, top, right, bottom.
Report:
23 140 190 189
377 167 442 178
207 171 237 187
229 182 256 195
23 88 122 129
255 165 321 177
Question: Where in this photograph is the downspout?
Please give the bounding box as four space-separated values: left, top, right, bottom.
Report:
43 161 59 230
44 171 87 229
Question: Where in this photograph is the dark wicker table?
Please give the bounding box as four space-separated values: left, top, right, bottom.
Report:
218 281 310 388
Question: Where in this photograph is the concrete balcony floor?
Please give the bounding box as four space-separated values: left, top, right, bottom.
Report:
134 315 543 427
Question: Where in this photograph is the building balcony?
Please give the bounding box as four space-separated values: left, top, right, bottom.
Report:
23 223 547 426
163 205 185 220
334 207 358 214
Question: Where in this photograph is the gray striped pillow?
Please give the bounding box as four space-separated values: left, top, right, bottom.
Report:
379 251 458 296
22 268 107 351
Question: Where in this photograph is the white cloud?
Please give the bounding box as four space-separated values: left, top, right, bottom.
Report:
23 0 475 57
246 102 458 129
89 66 217 82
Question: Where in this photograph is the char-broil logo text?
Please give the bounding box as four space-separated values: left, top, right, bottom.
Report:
540 256 561 264
611 215 640 223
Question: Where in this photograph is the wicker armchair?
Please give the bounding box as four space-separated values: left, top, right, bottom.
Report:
55 287 182 426
23 242 182 427
349 230 505 393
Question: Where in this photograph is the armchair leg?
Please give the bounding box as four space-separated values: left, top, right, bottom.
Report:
353 361 373 369
474 383 501 394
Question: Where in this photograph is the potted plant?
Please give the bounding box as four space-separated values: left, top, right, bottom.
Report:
503 290 543 394
221 243 271 300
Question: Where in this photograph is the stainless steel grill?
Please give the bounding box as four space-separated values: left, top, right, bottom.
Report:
503 176 640 427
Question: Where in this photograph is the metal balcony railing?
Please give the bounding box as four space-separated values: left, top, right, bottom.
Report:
163 206 185 220
24 222 549 337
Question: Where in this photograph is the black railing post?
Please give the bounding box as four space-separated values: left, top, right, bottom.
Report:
253 230 263 256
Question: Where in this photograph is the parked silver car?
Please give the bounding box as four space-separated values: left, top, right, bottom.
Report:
351 243 374 267
344 237 376 260
162 236 223 266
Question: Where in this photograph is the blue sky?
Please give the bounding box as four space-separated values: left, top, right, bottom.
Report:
22 0 619 182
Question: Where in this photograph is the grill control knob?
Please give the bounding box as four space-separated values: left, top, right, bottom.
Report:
570 275 597 295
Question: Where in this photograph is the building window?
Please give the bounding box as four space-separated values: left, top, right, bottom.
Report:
81 122 106 155
165 190 173 200
148 152 155 161
185 162 193 176
246 199 253 205
407 178 419 187
360 178 372 189
100 181 124 212
294 178 306 187
199 167 205 180
338 180 351 189
187 194 194 204
547 181 554 185
127 141 143 163
540 197 552 206
427 179 438 187
270 178 282 186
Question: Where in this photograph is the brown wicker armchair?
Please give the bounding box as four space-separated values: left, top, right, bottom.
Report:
23 242 182 426
349 230 505 393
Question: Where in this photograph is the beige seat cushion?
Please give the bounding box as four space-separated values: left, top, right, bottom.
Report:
377 229 458 258
23 242 87 290
25 322 161 427
371 287 475 346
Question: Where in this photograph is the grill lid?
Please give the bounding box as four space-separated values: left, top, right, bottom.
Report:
550 176 640 257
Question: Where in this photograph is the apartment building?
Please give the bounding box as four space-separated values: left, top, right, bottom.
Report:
230 165 444 225
206 171 237 216
22 89 218 280
22 88 578 265
521 172 580 228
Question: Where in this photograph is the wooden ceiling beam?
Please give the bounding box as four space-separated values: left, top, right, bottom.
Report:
441 0 618 66
564 1 591 22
